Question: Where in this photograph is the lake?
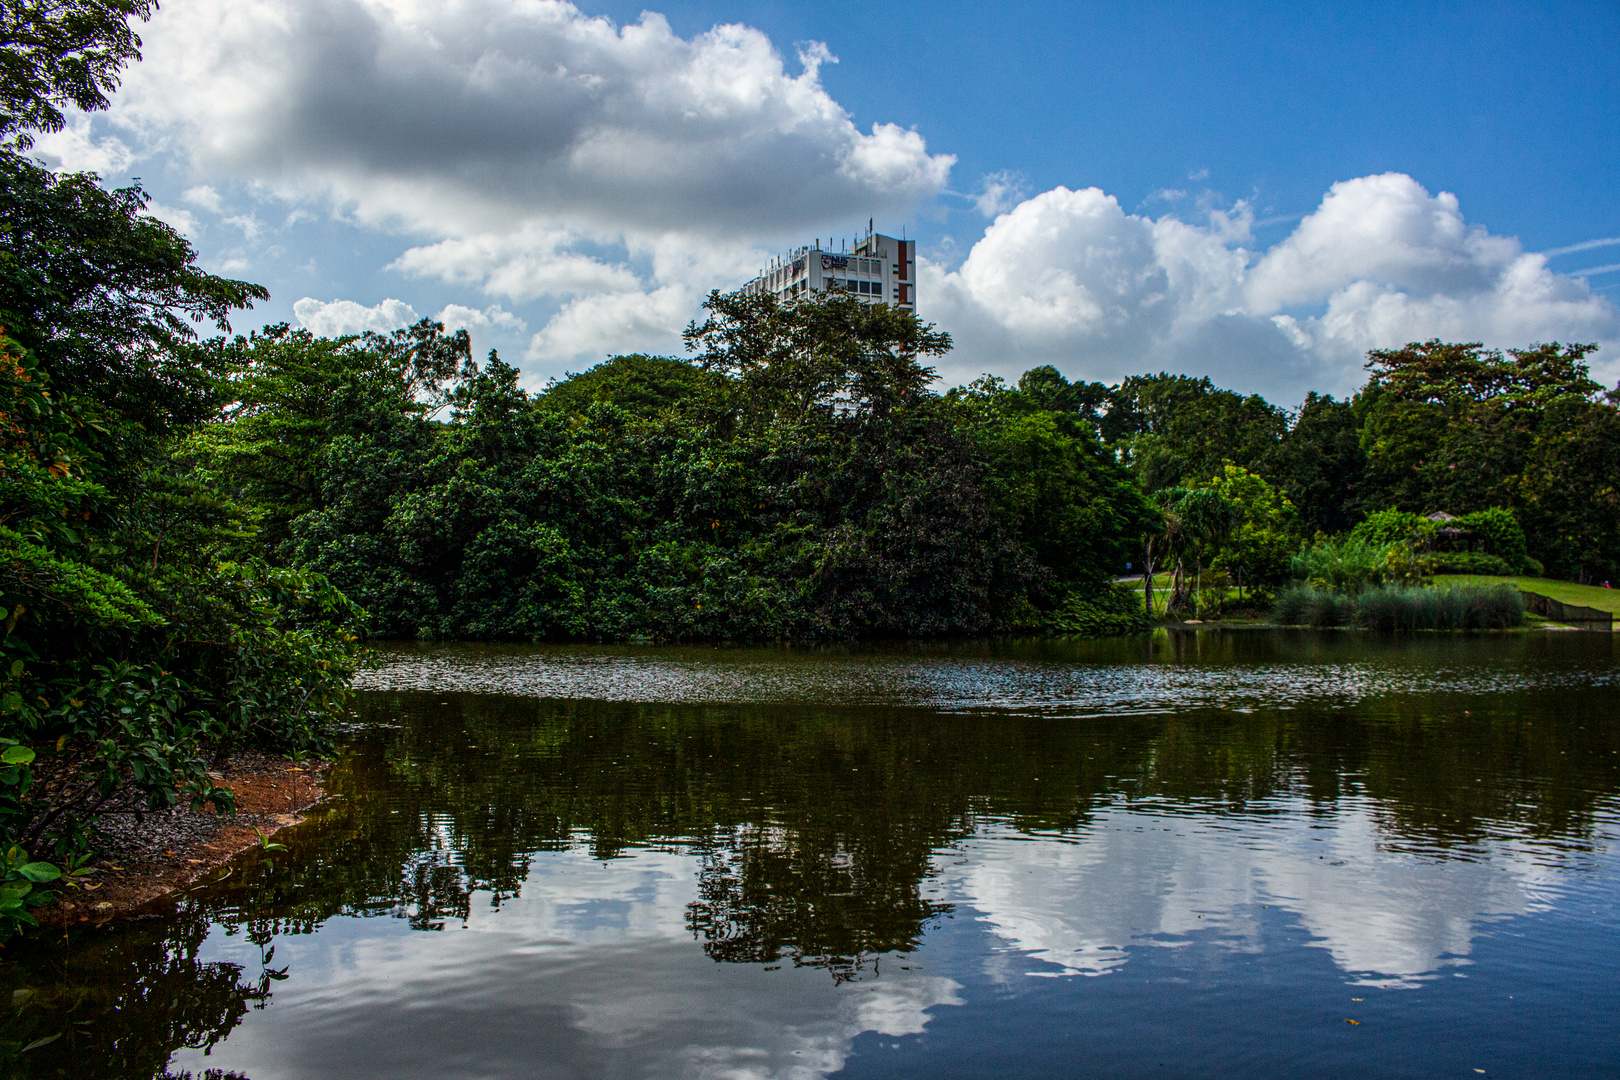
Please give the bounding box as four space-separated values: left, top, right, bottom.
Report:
5 630 1618 1079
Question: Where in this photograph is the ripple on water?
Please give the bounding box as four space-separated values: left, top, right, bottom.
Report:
354 639 1614 716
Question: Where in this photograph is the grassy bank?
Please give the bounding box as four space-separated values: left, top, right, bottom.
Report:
1434 575 1620 615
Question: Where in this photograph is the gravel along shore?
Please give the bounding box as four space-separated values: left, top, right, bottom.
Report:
37 753 330 927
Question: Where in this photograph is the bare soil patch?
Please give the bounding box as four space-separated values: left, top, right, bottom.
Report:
38 753 329 927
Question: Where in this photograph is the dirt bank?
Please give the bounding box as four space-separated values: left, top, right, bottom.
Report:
38 753 330 927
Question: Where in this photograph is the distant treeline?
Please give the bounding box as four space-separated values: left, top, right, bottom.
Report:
1031 341 1617 584
190 291 1158 643
187 308 1618 639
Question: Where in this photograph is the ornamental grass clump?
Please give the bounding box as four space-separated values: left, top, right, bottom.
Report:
1354 585 1523 631
1271 585 1355 627
1272 585 1523 630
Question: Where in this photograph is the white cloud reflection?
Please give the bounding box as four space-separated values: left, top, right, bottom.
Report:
171 798 1591 1079
943 798 1563 986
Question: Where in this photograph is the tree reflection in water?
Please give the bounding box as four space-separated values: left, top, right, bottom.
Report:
1 633 1616 1076
0 908 269 1079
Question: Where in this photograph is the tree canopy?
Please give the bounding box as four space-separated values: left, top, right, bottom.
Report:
0 0 153 149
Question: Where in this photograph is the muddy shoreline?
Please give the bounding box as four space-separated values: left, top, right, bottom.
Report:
39 753 331 927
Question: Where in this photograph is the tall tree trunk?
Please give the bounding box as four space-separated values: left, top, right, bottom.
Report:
1143 538 1157 617
1168 557 1191 615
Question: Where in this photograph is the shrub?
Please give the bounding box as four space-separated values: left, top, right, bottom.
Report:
1043 584 1154 637
1291 533 1440 590
1350 509 1433 548
1349 505 1531 573
1452 508 1530 573
1432 551 1513 576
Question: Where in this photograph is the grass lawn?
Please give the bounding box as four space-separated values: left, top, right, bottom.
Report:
1434 575 1620 616
1117 572 1258 619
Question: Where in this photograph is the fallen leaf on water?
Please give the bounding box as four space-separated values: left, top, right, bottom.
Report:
1344 1019 1360 1025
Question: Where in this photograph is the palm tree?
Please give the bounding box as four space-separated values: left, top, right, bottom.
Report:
1161 488 1238 617
1145 494 1183 617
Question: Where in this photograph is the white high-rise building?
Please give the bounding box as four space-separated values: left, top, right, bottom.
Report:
740 225 916 313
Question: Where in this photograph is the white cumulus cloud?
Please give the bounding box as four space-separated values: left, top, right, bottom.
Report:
928 174 1620 401
29 113 134 174
293 297 421 338
437 304 526 334
526 285 695 363
100 2 949 305
65 3 1616 391
92 0 954 370
182 184 223 213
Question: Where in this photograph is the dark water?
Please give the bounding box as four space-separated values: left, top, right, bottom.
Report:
4 630 1619 1079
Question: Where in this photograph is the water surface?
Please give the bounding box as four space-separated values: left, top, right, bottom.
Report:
5 631 1618 1078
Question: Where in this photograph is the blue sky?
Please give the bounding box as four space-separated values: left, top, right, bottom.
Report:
634 1 1620 250
40 0 1620 403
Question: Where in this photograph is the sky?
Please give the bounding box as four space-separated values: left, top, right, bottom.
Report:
34 0 1620 404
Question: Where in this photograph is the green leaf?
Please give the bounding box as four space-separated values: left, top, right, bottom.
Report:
0 692 20 715
1 746 34 765
16 863 60 883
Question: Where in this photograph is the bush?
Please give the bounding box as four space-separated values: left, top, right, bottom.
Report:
1350 509 1433 548
1452 508 1530 573
1272 585 1523 631
1042 584 1154 637
1290 533 1440 590
1349 506 1531 574
1432 551 1513 576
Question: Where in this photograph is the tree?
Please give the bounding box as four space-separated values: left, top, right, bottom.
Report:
1260 392 1366 535
956 378 1157 595
1198 465 1301 592
186 320 473 555
535 353 719 417
1514 399 1620 582
1101 373 1287 493
0 152 268 438
683 289 951 424
0 0 155 149
1011 364 1110 424
1364 340 1601 409
1156 487 1238 615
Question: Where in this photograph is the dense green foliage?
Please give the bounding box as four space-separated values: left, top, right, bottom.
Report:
1349 506 1533 575
0 0 154 150
1019 343 1618 586
0 139 363 925
197 292 1156 642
